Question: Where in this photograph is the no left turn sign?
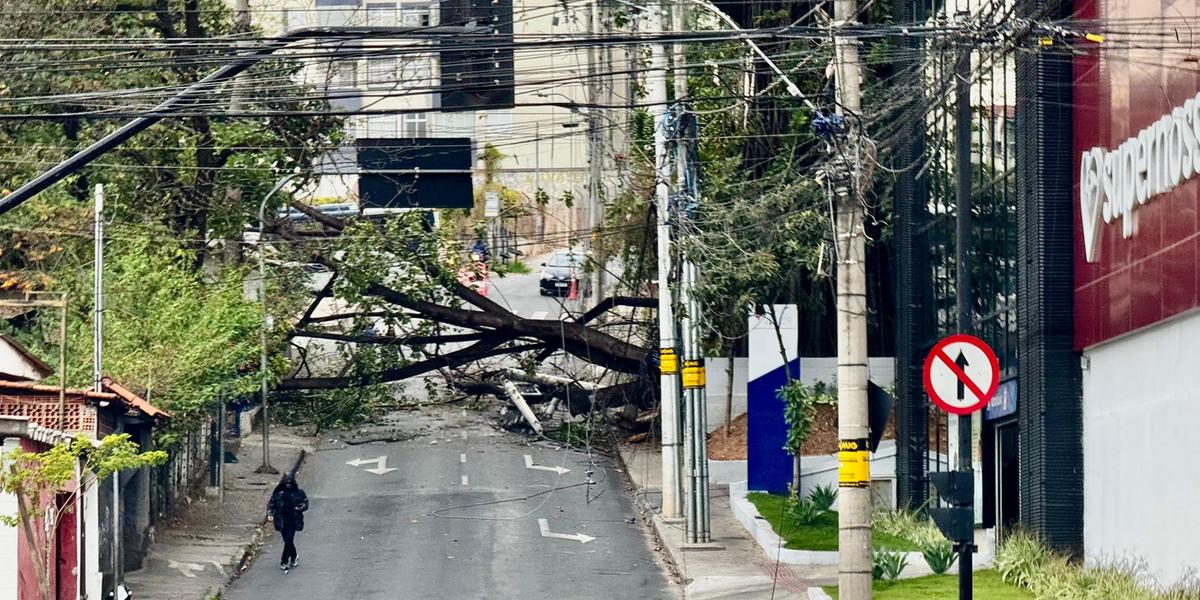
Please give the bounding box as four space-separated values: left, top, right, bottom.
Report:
922 334 999 415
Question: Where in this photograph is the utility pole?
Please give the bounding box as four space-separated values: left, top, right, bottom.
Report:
673 107 710 544
231 0 251 113
587 0 605 304
93 184 104 393
953 27 976 600
94 183 124 595
832 0 872 595
649 0 683 521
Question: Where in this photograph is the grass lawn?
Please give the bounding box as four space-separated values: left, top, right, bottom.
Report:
747 493 919 551
824 570 1033 599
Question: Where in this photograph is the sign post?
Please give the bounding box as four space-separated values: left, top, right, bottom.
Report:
922 333 999 600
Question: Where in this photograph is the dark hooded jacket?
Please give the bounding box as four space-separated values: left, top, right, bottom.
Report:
269 475 308 531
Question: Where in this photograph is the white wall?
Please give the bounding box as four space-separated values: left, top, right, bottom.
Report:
83 483 101 600
1083 309 1200 585
0 439 18 600
704 357 747 433
704 356 896 435
0 338 48 381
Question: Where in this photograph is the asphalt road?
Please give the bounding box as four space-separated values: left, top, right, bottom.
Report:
226 410 676 600
486 258 583 321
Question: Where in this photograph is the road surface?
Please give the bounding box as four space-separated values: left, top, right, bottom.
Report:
226 409 676 599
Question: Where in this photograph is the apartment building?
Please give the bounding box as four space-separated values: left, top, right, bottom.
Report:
241 0 630 254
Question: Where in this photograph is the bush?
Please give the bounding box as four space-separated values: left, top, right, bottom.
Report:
787 496 827 526
995 530 1200 599
873 547 909 581
921 540 958 575
873 508 943 547
808 484 837 511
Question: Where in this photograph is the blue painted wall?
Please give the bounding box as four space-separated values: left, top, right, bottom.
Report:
747 359 800 493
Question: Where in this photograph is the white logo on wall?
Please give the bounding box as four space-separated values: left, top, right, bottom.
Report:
1079 93 1200 262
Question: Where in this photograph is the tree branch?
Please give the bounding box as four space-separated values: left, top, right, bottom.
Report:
294 272 338 329
277 339 545 390
291 329 490 346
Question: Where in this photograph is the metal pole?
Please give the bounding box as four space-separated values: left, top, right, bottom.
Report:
649 0 683 521
255 174 297 476
94 184 104 393
954 38 975 600
57 295 67 430
832 0 872 593
218 388 226 505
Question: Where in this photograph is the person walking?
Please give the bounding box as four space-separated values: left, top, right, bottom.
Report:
268 474 308 571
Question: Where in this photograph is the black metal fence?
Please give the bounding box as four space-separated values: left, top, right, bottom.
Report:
894 0 1020 514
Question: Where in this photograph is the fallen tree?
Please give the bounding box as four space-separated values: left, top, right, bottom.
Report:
267 205 658 412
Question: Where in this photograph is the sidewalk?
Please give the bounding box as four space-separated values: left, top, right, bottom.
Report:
619 444 836 600
124 425 313 600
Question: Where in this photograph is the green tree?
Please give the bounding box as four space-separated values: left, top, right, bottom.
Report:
779 380 836 492
0 433 167 600
7 224 274 441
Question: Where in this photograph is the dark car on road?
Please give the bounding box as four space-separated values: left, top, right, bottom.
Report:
538 251 586 296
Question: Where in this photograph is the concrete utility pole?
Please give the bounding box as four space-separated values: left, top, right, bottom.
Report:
649 0 683 521
587 0 606 305
230 1 251 114
832 0 872 595
670 4 711 541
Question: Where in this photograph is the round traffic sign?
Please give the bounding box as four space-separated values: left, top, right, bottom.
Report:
922 334 1000 415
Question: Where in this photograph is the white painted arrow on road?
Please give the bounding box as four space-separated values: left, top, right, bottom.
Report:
538 518 595 544
346 456 397 475
524 454 570 475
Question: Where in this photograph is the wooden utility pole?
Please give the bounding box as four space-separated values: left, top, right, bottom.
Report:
832 0 873 595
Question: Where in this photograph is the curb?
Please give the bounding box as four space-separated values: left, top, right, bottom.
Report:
207 447 309 598
808 588 834 600
730 482 928 568
614 448 691 585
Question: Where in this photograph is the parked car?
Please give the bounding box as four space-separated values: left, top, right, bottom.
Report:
538 251 586 296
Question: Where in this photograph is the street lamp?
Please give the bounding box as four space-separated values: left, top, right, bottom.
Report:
254 173 302 475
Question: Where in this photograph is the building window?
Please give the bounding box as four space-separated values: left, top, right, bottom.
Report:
328 61 358 88
367 2 397 25
400 55 433 88
400 2 433 26
435 111 474 138
367 57 398 88
366 114 399 138
402 113 428 137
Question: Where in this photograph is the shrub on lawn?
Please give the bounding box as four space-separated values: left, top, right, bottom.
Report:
873 547 909 581
787 495 827 526
996 530 1200 599
920 539 957 575
809 484 837 511
873 508 942 547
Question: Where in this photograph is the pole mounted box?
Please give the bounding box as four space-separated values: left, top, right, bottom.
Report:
930 470 974 543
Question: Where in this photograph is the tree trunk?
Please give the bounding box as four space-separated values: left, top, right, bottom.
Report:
724 343 735 436
13 482 52 600
793 454 801 496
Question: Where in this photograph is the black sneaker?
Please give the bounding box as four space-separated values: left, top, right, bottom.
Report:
280 563 289 571
290 558 299 568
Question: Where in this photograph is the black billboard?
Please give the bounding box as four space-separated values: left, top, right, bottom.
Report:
356 137 474 209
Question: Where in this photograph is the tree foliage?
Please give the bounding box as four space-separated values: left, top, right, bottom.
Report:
0 0 342 433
